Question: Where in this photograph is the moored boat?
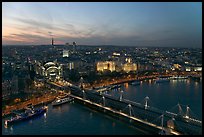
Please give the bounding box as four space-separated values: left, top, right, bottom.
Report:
52 97 74 106
155 77 170 83
170 76 188 80
4 106 48 126
111 84 121 89
129 80 141 86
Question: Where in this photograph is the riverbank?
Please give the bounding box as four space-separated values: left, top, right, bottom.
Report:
85 73 202 90
2 92 59 118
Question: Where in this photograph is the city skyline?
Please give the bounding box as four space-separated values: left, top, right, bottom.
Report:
2 2 202 48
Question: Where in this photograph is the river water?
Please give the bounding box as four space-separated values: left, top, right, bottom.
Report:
2 79 202 135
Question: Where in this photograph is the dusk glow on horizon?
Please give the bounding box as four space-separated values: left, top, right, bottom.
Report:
2 2 202 48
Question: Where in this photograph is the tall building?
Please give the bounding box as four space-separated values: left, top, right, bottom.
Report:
73 42 76 53
65 43 69 46
68 62 74 70
52 38 54 45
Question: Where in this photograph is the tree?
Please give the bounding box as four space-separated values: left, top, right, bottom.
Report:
86 71 99 84
68 69 80 82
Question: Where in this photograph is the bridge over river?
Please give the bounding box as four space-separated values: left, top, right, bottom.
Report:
47 81 202 135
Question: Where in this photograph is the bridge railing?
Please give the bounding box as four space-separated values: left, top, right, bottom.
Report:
56 82 202 135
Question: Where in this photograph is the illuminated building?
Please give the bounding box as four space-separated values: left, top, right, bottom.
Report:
194 66 202 71
115 62 123 72
97 61 116 72
173 64 181 69
63 50 69 57
68 62 74 70
113 52 120 56
185 67 191 72
123 63 137 72
125 58 132 63
43 62 62 80
35 61 62 81
122 57 137 72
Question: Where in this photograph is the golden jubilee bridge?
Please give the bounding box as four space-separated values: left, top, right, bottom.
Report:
46 81 202 135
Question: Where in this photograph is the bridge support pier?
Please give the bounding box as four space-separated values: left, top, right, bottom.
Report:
119 89 123 101
128 104 132 116
144 96 149 109
102 96 105 106
185 105 190 119
177 103 183 116
82 90 85 99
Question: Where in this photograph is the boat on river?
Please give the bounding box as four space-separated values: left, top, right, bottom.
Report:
129 80 141 86
155 77 170 83
52 97 74 106
5 106 48 126
170 76 188 80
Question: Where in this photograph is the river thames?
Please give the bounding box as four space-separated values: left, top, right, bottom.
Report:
2 79 202 135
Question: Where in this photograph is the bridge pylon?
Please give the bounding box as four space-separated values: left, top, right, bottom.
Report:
80 77 84 89
102 96 105 106
177 103 183 116
161 114 164 130
128 104 132 116
159 114 166 135
144 96 149 109
185 105 190 119
82 90 86 99
119 89 123 101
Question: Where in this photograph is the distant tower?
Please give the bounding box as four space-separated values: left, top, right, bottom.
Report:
52 38 54 45
65 43 69 46
73 42 76 53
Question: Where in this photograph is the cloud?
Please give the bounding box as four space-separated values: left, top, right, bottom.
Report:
3 16 201 48
14 17 53 30
3 31 202 48
3 33 50 45
10 16 100 39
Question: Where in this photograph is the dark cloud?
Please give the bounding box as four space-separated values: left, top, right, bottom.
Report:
4 16 202 48
3 30 201 48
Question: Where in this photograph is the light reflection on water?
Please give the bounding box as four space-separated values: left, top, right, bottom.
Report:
194 81 199 88
2 79 202 135
44 113 47 123
112 79 202 119
124 83 129 89
5 125 14 135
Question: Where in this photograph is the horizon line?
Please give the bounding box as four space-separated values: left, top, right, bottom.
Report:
2 44 202 49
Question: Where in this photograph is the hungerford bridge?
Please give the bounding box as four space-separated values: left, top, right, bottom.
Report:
46 81 202 135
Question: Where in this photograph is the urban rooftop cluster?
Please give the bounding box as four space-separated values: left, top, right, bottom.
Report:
2 42 202 103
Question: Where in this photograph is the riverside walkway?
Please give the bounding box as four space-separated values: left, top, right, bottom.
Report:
2 93 58 117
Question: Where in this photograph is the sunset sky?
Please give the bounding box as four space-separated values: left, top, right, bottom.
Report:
2 2 202 48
